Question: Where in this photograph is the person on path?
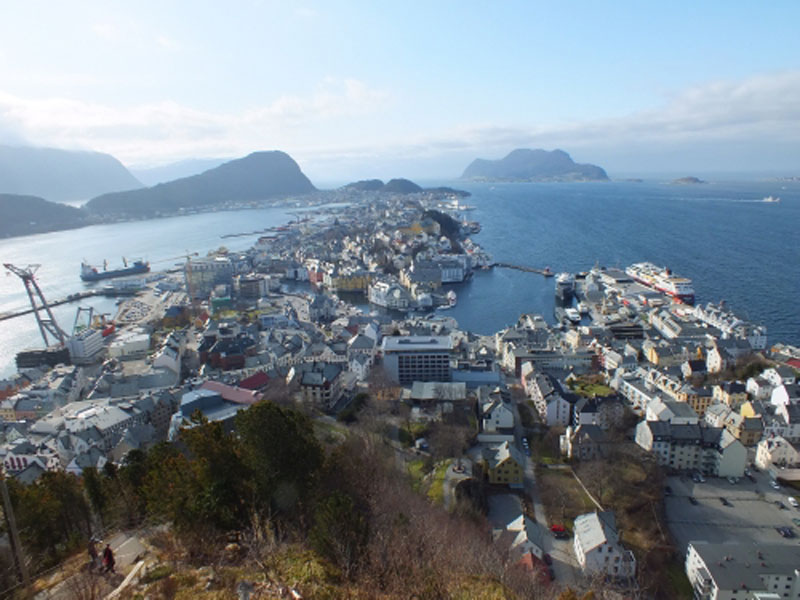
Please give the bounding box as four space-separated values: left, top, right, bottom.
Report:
102 544 115 574
87 538 99 569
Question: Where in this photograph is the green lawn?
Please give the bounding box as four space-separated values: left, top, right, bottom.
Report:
427 460 451 505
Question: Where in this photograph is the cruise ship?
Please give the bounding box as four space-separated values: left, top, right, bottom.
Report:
625 262 695 304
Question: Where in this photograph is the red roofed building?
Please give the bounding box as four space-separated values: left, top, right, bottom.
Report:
200 381 261 405
239 371 270 391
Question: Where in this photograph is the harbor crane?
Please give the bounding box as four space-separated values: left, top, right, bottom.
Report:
3 263 68 347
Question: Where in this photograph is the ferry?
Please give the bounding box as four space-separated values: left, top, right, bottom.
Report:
625 262 695 304
564 307 581 323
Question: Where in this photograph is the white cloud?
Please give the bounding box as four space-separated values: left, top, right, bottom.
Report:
0 70 798 174
0 78 390 164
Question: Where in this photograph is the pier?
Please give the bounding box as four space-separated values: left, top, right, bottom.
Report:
0 290 101 323
492 262 554 277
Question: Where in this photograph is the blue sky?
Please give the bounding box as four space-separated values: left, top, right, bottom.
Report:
1 1 799 180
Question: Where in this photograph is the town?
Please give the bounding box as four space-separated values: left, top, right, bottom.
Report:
2 186 799 599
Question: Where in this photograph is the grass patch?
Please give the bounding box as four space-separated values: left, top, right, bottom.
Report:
567 373 615 398
407 459 427 492
665 559 693 600
537 467 596 524
141 564 174 584
427 460 451 505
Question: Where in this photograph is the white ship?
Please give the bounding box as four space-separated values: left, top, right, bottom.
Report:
625 262 695 304
564 307 581 323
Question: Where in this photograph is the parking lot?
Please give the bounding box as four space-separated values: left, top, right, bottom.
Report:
665 470 800 555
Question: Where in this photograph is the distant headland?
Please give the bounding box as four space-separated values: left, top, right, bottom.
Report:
461 149 609 182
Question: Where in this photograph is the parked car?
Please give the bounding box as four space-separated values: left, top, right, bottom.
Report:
719 497 732 506
791 518 800 527
664 485 673 495
688 496 699 505
775 500 787 510
771 480 781 490
788 497 799 508
550 524 569 539
547 567 556 581
543 553 552 565
777 527 796 538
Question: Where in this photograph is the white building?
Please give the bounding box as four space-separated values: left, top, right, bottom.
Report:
573 511 636 579
67 328 105 364
755 435 800 470
686 542 800 600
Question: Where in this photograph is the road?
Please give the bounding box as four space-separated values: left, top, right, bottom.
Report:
508 381 582 587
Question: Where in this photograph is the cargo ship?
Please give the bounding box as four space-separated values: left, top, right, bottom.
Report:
80 258 150 282
625 262 695 304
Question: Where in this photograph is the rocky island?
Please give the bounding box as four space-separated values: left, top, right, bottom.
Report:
461 148 609 182
671 176 706 185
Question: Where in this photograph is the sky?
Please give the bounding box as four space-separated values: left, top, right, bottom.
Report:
1 1 799 181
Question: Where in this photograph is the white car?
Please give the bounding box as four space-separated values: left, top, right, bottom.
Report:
788 497 799 508
771 480 781 490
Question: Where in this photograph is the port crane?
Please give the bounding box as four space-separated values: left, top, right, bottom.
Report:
3 263 67 347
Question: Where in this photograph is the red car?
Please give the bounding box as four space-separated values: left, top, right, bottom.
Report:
550 524 569 539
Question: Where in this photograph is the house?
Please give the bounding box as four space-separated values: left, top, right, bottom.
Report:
504 514 545 561
481 389 515 433
572 395 625 430
573 511 636 578
681 359 707 380
755 435 799 469
711 381 747 408
763 366 797 387
745 375 773 400
481 441 525 487
560 424 609 461
686 543 800 600
646 398 699 424
294 362 343 408
525 372 573 427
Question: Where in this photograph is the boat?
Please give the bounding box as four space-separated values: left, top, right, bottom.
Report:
446 290 457 307
555 272 575 302
625 262 694 304
564 308 581 323
81 258 150 282
762 196 781 203
577 301 589 314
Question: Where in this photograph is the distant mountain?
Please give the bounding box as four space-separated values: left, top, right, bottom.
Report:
461 149 609 182
0 194 89 238
131 158 229 187
86 151 316 218
0 145 143 203
343 179 386 192
671 176 706 185
383 179 423 194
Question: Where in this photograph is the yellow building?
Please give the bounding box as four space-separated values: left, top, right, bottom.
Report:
483 441 525 486
678 385 714 417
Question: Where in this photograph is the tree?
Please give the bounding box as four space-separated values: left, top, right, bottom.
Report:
310 492 368 579
235 400 323 515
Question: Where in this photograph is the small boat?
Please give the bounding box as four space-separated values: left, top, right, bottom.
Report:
762 196 780 203
446 290 457 307
577 301 589 314
564 308 581 323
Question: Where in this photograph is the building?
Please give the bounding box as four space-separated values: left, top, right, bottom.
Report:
67 328 105 364
481 441 525 487
686 542 800 600
573 511 636 579
560 424 609 461
755 435 799 470
634 421 747 477
381 336 452 384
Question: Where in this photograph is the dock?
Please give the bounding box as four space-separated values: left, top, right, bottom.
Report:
0 290 101 323
492 262 554 277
